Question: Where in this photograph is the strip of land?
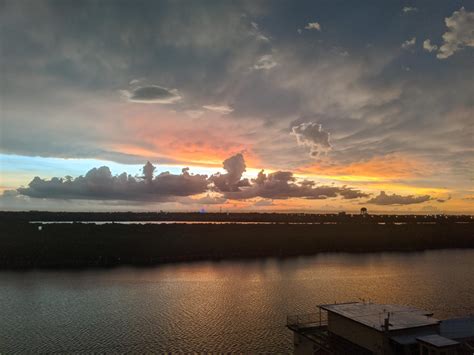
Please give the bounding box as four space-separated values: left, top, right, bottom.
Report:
0 212 473 268
1 211 472 223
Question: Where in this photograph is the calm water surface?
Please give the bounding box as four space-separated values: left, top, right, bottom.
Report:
1 249 473 353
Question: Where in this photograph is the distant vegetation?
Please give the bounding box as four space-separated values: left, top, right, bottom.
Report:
1 211 472 223
0 212 472 268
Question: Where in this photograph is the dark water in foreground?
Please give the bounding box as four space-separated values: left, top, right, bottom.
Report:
1 249 473 353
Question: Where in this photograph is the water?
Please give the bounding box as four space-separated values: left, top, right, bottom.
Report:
30 220 464 225
1 249 473 353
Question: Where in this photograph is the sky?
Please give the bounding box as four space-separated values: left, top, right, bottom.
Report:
0 0 473 213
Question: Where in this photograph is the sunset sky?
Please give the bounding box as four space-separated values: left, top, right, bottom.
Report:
1 0 473 213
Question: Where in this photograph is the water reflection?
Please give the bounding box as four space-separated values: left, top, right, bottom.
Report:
1 249 473 352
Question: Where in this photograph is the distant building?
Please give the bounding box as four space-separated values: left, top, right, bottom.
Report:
287 301 474 354
360 207 368 216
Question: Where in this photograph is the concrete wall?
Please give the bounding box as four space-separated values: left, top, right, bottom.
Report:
327 312 386 353
327 312 441 355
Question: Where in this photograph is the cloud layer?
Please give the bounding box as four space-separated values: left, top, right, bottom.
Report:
291 122 331 157
18 163 209 201
366 191 432 205
211 154 368 201
14 154 371 204
1 1 472 212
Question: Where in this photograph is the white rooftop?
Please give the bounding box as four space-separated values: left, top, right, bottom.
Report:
417 334 459 348
320 302 440 331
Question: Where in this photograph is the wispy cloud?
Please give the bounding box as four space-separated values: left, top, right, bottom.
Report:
304 22 321 31
253 54 277 70
401 37 416 49
202 105 234 114
402 6 418 13
423 39 438 52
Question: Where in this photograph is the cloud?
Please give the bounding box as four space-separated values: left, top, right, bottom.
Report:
121 83 182 104
253 54 277 70
202 105 234 114
421 205 439 212
436 195 451 203
1 0 473 211
366 191 432 205
423 39 438 52
401 37 416 49
211 154 368 201
184 110 205 118
194 194 227 205
291 122 331 157
253 199 274 207
250 21 270 42
220 169 368 201
17 162 209 201
10 153 372 206
304 22 321 31
209 153 250 192
402 7 418 13
437 7 474 59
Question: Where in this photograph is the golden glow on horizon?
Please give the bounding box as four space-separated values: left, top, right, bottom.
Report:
298 153 439 180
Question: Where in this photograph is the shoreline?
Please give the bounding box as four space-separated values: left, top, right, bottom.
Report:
1 220 473 269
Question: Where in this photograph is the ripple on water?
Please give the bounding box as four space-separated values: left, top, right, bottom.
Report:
1 249 473 353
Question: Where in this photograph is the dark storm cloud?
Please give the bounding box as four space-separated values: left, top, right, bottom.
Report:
211 154 368 201
366 191 432 205
18 162 209 201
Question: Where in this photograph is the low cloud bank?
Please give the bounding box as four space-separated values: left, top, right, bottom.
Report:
14 153 371 204
212 154 368 201
18 163 209 201
366 191 432 205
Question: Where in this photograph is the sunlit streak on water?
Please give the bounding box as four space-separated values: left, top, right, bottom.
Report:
0 249 473 352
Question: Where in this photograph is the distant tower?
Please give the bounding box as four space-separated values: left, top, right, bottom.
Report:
360 207 368 216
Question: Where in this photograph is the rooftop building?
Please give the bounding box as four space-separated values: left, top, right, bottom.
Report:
287 301 474 354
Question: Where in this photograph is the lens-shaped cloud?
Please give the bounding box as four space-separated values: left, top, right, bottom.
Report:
121 83 182 104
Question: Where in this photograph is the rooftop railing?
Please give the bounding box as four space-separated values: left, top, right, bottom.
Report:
287 312 327 328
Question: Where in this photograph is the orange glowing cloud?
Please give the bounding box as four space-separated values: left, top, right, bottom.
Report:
106 106 262 168
297 153 440 182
